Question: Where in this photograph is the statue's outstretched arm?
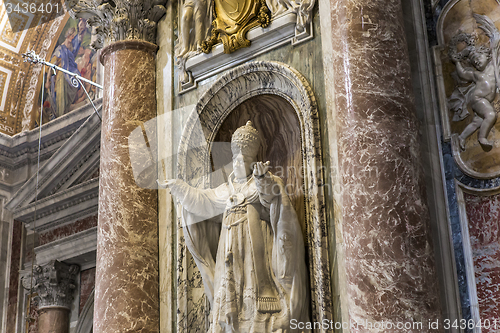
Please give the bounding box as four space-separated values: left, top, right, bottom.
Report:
157 178 227 218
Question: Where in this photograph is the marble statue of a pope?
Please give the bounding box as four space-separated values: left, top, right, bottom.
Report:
159 121 309 332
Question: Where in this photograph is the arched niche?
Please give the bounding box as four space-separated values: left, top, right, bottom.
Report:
176 61 332 330
212 95 306 235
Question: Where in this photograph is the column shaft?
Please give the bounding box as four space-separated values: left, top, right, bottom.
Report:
95 40 159 332
329 0 443 329
38 308 69 333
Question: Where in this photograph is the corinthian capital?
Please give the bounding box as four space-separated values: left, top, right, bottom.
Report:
65 0 167 49
22 260 79 310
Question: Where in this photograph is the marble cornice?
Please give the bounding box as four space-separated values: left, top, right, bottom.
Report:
14 178 99 232
5 111 101 211
0 100 101 170
34 227 98 268
47 143 100 196
66 0 167 48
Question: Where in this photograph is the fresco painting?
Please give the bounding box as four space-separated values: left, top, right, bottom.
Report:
38 16 97 125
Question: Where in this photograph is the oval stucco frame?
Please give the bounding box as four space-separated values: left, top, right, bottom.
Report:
177 61 333 326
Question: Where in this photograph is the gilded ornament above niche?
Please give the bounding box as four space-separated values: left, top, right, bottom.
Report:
434 0 500 179
175 0 316 93
201 0 270 54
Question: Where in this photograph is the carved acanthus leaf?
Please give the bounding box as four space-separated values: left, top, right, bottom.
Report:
23 260 80 310
65 0 167 48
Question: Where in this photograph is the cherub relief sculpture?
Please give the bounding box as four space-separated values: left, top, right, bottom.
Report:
158 121 309 332
448 14 500 152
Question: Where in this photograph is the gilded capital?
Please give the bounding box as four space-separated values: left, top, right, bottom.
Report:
22 260 79 310
65 0 167 49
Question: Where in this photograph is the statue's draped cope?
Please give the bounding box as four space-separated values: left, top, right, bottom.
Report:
171 173 309 332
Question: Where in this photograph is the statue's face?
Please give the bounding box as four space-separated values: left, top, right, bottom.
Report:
232 151 254 179
471 53 489 71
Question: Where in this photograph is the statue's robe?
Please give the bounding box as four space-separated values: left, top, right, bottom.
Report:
171 173 309 332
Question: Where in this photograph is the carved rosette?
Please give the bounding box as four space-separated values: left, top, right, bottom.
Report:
65 0 167 49
24 260 79 310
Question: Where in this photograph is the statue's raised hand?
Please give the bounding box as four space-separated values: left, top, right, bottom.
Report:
253 161 270 178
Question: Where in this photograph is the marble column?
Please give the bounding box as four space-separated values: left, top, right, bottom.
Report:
66 1 166 332
30 260 79 333
94 40 159 333
327 0 443 330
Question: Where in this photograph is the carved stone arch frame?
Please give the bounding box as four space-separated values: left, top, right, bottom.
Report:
176 61 332 330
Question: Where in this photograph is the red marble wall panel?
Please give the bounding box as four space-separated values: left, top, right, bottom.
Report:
79 267 96 313
6 220 22 332
464 193 500 327
38 215 97 246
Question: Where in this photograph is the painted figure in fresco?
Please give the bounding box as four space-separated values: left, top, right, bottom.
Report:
49 27 81 118
158 121 309 332
41 18 95 122
448 14 500 152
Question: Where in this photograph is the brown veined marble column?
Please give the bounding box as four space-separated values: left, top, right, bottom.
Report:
95 40 159 333
38 308 70 333
27 260 79 333
328 0 443 331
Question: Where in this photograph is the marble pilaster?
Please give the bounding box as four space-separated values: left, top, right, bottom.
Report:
95 40 159 333
327 0 443 330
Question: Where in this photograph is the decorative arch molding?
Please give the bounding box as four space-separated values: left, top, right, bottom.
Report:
176 61 333 327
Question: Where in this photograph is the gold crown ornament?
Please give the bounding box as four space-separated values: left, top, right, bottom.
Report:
231 121 261 158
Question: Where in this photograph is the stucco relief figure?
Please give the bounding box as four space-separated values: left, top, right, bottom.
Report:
175 0 212 83
448 14 500 152
158 121 309 332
